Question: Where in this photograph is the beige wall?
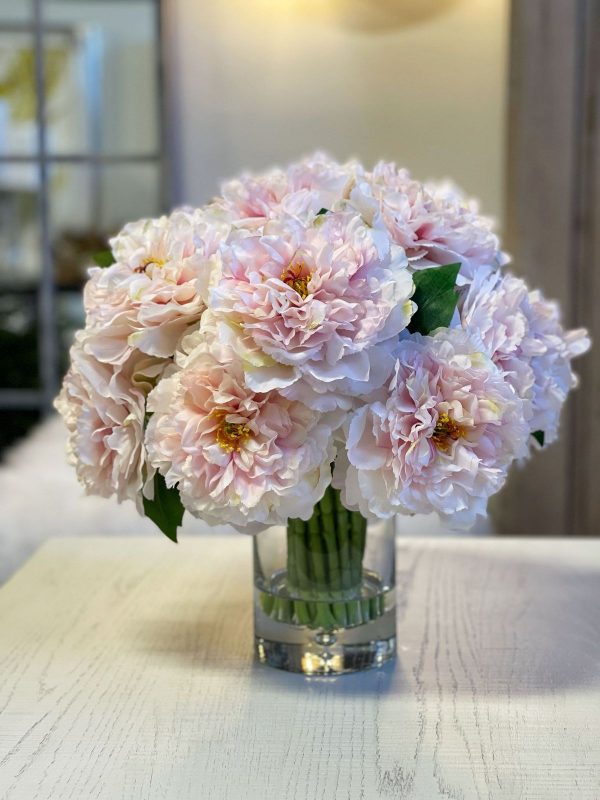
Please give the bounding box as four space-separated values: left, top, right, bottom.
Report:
167 0 509 226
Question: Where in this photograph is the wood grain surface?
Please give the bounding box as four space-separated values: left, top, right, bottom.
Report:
0 536 598 799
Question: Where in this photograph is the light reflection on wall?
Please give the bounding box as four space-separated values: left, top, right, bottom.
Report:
257 0 463 32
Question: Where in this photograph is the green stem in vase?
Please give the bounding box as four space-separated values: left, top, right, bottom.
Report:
307 506 328 589
262 487 384 630
319 487 341 591
350 510 367 586
286 519 312 625
333 489 352 591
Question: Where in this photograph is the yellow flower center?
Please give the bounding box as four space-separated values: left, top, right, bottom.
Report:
281 262 311 299
432 412 463 452
134 256 166 274
214 416 251 452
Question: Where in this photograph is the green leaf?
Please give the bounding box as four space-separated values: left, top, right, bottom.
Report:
316 207 329 215
143 473 184 543
92 249 115 268
408 263 461 335
532 430 545 447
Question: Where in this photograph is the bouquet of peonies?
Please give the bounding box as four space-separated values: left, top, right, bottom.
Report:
56 154 590 540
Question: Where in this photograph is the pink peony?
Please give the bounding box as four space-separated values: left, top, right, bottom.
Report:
460 268 590 443
83 208 229 364
145 331 340 530
55 335 164 505
210 210 414 404
341 329 529 527
217 152 360 225
349 162 505 280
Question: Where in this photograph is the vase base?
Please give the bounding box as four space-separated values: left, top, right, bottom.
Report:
255 634 396 674
253 574 397 674
254 595 396 675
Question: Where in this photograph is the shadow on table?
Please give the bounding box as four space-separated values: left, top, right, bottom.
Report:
131 601 402 697
131 544 600 698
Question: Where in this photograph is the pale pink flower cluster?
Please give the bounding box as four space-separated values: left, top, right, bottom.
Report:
348 164 504 281
339 329 529 527
55 335 164 506
56 154 590 530
210 211 414 408
460 267 590 444
217 152 359 225
84 207 229 364
146 328 340 529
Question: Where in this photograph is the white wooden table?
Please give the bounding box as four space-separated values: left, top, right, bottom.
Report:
0 537 598 800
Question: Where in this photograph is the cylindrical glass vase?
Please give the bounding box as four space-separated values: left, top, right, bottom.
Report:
254 486 396 674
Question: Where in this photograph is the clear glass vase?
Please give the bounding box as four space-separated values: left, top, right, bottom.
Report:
253 486 396 674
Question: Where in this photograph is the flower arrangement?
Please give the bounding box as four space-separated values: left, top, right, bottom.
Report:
56 154 590 541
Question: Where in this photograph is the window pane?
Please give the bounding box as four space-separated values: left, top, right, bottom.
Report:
43 0 159 156
99 162 162 230
50 163 109 287
0 161 41 287
0 4 37 157
50 162 162 287
0 1 32 24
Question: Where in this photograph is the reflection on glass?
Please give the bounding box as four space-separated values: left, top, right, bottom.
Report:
50 162 161 286
0 161 40 286
0 25 37 156
44 0 158 155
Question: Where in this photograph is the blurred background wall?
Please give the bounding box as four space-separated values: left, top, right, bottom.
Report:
168 0 509 224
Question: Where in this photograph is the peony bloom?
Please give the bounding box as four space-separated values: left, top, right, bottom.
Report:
217 152 360 225
524 291 589 441
83 207 229 364
460 267 590 443
341 329 529 527
218 165 288 225
210 210 415 405
460 267 534 413
145 332 340 530
349 162 505 280
54 334 164 506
